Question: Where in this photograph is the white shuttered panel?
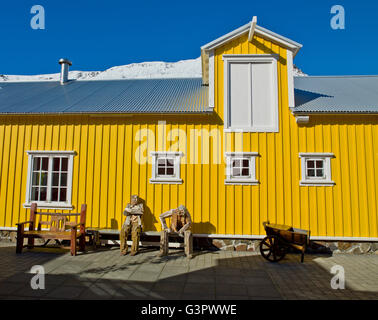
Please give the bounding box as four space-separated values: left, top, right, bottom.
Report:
229 63 251 128
224 55 279 132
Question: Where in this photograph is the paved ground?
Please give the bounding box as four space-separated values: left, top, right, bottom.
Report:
0 242 377 300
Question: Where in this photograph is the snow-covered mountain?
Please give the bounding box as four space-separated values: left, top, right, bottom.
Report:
0 57 307 82
293 65 307 77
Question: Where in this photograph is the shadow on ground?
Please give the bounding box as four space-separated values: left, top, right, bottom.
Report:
0 244 377 300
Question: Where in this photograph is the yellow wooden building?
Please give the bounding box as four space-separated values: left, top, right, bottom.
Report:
0 18 377 241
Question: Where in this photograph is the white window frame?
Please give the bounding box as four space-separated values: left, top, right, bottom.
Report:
24 151 75 209
223 54 279 132
225 152 259 185
299 153 335 186
150 151 183 184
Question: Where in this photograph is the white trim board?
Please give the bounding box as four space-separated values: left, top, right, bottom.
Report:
0 227 377 242
310 236 378 242
299 153 335 158
101 240 185 248
286 49 295 109
208 50 215 109
0 227 52 231
26 151 76 156
248 16 257 42
196 234 378 242
201 22 302 56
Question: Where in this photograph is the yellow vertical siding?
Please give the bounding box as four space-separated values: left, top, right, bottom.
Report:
0 32 377 239
0 113 377 238
212 32 378 238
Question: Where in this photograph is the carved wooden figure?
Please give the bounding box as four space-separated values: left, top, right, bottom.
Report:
158 205 193 258
120 195 144 256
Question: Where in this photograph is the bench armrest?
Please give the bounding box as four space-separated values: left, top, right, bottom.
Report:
16 221 33 226
69 223 85 229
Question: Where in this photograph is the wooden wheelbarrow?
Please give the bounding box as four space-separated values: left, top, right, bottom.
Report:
260 222 310 263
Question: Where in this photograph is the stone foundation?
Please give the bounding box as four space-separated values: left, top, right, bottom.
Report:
308 241 378 254
0 231 16 243
0 231 45 245
211 238 378 254
1 230 378 254
212 239 261 252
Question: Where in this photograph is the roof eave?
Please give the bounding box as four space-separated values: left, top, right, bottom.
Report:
0 110 214 116
201 22 251 52
292 110 378 115
201 23 302 56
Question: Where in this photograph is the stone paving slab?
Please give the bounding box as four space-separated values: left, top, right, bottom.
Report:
0 243 377 300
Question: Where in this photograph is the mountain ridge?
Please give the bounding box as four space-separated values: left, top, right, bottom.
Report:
0 57 307 82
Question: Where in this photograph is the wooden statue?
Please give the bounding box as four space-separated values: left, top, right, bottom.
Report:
120 195 144 256
158 205 193 258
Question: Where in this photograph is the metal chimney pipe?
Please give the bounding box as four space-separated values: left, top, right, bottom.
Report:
58 58 72 84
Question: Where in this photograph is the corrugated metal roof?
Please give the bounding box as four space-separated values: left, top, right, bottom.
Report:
294 76 378 113
0 78 210 114
1 75 377 115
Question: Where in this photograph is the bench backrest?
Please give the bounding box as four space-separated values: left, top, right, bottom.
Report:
29 203 87 233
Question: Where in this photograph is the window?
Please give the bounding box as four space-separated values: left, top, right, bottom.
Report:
157 158 175 177
306 159 324 179
299 153 335 186
223 55 279 132
150 151 183 184
24 151 75 209
225 152 258 185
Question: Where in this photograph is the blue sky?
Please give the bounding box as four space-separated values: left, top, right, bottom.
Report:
1 0 377 76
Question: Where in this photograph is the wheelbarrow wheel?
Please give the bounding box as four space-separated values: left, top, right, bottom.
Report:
260 235 286 262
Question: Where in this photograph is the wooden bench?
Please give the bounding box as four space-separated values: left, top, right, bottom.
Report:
16 203 87 256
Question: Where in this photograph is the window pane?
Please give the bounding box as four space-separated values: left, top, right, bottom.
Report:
156 157 176 177
232 167 241 177
166 159 174 167
53 158 60 171
242 159 249 168
316 160 324 169
31 187 39 201
32 172 40 186
241 168 250 176
60 173 67 186
33 157 41 171
307 160 315 168
60 188 67 202
157 159 165 166
40 172 48 186
307 169 315 177
41 158 49 171
52 173 59 186
61 158 68 171
232 159 241 168
251 62 276 129
51 187 59 201
229 62 251 128
316 169 324 177
39 187 47 201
